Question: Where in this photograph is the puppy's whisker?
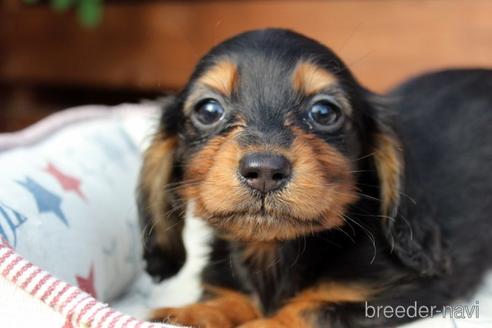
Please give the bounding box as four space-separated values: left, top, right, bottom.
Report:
341 213 377 264
162 180 231 194
317 187 380 202
140 201 188 245
164 219 185 233
341 49 375 73
159 179 202 191
161 183 201 194
290 235 308 268
337 22 362 55
354 192 380 202
351 152 376 162
336 225 356 244
356 182 417 204
348 211 396 223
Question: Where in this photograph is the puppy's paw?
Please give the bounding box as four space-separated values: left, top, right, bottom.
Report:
150 304 233 328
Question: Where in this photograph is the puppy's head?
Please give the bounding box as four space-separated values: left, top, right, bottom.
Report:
142 29 401 241
139 29 407 279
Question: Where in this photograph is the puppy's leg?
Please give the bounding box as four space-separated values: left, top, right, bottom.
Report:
150 286 260 328
239 283 372 328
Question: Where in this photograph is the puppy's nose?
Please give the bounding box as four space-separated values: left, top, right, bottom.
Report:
239 153 292 193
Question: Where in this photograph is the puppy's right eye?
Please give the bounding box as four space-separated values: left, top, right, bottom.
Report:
192 99 225 127
308 100 344 133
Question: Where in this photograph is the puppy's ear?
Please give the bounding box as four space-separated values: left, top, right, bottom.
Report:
368 95 450 276
372 130 402 220
138 97 186 282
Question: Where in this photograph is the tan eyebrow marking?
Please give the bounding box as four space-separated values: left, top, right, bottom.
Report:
291 60 337 95
198 60 238 96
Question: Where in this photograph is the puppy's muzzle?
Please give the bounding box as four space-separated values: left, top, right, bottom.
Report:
239 152 292 193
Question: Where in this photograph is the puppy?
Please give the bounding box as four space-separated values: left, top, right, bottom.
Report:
138 29 492 327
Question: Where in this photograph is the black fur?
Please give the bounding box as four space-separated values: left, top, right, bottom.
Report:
139 29 492 327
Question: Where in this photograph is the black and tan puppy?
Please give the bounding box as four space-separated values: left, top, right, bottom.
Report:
138 29 492 327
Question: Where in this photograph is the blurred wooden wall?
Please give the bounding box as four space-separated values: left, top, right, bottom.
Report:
1 0 492 130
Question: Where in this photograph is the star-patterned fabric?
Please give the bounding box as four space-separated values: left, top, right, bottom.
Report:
17 177 69 226
45 162 86 200
76 263 97 298
0 105 159 303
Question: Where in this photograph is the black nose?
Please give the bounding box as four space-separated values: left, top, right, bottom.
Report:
239 153 292 193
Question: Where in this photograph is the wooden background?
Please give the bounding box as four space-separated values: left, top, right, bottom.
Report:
1 0 492 131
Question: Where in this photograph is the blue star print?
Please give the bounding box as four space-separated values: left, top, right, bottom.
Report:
0 201 28 247
17 177 68 226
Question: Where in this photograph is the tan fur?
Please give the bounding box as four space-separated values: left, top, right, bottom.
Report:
290 282 372 303
181 126 357 241
151 303 234 327
239 283 372 328
198 59 238 96
182 129 252 215
151 282 370 327
140 134 182 250
291 60 337 95
373 133 403 216
277 128 357 225
151 286 260 327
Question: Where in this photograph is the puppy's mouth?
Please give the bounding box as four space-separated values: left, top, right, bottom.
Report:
210 194 321 225
187 183 352 241
190 202 324 241
181 130 358 241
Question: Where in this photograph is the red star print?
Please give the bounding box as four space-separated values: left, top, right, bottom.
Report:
76 264 97 298
44 162 86 200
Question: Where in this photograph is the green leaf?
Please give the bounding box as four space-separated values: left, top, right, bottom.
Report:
52 0 75 12
78 0 103 27
23 0 39 4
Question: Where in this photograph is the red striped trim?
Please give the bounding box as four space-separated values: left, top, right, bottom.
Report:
1 255 21 276
0 248 15 266
121 316 136 328
20 267 42 289
0 242 170 328
75 299 97 323
50 284 71 307
85 304 106 326
60 289 82 312
96 309 115 327
62 312 76 328
40 279 60 302
108 313 125 328
11 262 32 284
31 272 51 296
65 293 91 318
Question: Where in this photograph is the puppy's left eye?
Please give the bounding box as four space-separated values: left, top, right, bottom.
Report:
192 99 225 126
308 100 344 131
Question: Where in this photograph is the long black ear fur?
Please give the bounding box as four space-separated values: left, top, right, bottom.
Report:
368 94 451 277
137 97 186 282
